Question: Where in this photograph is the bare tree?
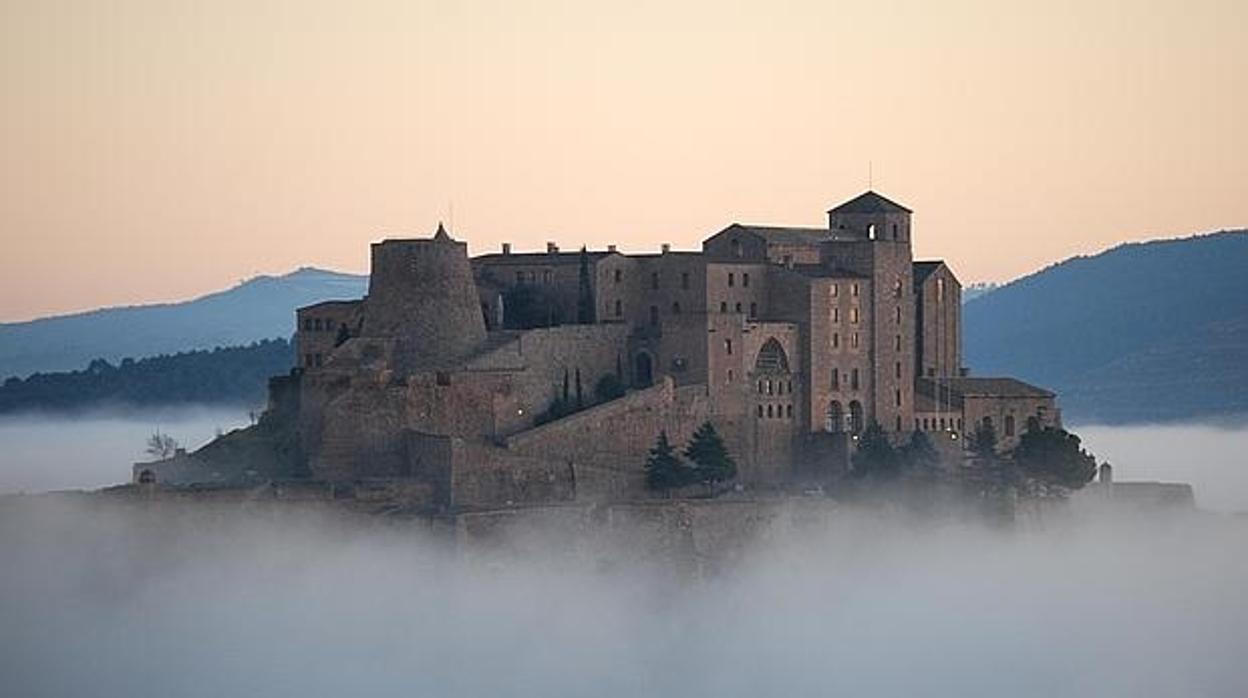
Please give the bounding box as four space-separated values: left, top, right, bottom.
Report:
144 431 179 460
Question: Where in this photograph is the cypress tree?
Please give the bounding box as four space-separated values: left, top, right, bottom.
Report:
576 246 595 324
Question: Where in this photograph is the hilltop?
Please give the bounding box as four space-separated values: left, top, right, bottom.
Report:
964 230 1248 424
0 268 366 380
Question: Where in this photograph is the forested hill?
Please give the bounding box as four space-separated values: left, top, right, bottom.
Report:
964 229 1248 424
0 339 293 414
0 268 365 380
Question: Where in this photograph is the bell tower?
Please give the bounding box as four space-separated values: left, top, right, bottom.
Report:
827 190 912 244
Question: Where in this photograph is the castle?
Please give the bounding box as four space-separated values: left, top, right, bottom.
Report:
265 191 1058 508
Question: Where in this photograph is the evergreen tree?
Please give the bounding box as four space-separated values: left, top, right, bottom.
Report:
1012 425 1098 489
900 430 941 473
645 430 686 491
852 421 901 480
969 421 998 461
576 246 595 324
684 421 737 483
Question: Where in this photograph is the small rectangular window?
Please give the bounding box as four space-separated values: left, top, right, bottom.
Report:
833 333 840 349
851 368 860 390
831 368 839 390
749 302 757 318
743 272 750 287
852 283 860 297
725 339 733 355
614 269 622 283
728 272 735 287
614 300 622 317
720 301 728 313
651 272 659 290
851 308 859 324
851 332 859 349
681 272 689 290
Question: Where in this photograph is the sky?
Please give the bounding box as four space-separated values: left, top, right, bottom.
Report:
1 0 1245 322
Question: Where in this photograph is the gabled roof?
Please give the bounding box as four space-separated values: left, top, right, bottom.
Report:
723 224 831 246
827 190 912 215
913 260 946 286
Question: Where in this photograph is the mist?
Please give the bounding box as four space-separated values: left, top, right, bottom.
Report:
1 495 1245 697
1077 421 1248 513
2 419 1247 697
0 407 249 494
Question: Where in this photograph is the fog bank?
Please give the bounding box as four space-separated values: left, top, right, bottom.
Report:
0 407 248 494
0 498 1245 698
1077 422 1248 513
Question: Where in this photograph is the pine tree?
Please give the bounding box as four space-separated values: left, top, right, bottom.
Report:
684 421 737 483
645 430 685 491
852 421 900 480
900 430 941 473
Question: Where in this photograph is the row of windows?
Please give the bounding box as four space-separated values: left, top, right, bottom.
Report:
829 283 861 299
726 272 751 288
302 318 338 332
830 367 861 391
303 353 324 368
649 271 692 290
718 301 758 317
757 403 794 419
515 270 553 284
831 332 860 350
917 417 965 432
757 379 794 395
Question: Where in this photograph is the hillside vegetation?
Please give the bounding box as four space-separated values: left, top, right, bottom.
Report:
964 230 1248 423
0 339 293 414
0 268 364 380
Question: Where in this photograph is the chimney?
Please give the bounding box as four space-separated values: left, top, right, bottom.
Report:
661 243 671 254
501 242 512 255
607 244 617 253
547 242 559 254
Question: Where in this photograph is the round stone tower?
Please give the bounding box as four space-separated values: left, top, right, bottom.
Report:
361 223 487 371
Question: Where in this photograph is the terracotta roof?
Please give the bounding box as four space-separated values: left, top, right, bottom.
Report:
827 190 913 214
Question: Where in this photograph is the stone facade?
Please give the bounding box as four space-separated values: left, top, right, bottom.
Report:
279 190 1059 507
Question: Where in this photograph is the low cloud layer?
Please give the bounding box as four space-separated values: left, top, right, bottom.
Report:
1 496 1245 698
0 407 247 494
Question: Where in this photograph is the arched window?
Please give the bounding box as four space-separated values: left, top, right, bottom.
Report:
826 401 844 432
1005 415 1016 437
849 400 865 435
755 338 789 373
867 223 876 239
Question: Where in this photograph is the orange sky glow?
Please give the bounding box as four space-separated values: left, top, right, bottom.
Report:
1 0 1245 321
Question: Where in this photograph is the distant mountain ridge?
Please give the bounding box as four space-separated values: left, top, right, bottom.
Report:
964 230 1248 424
0 268 366 380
